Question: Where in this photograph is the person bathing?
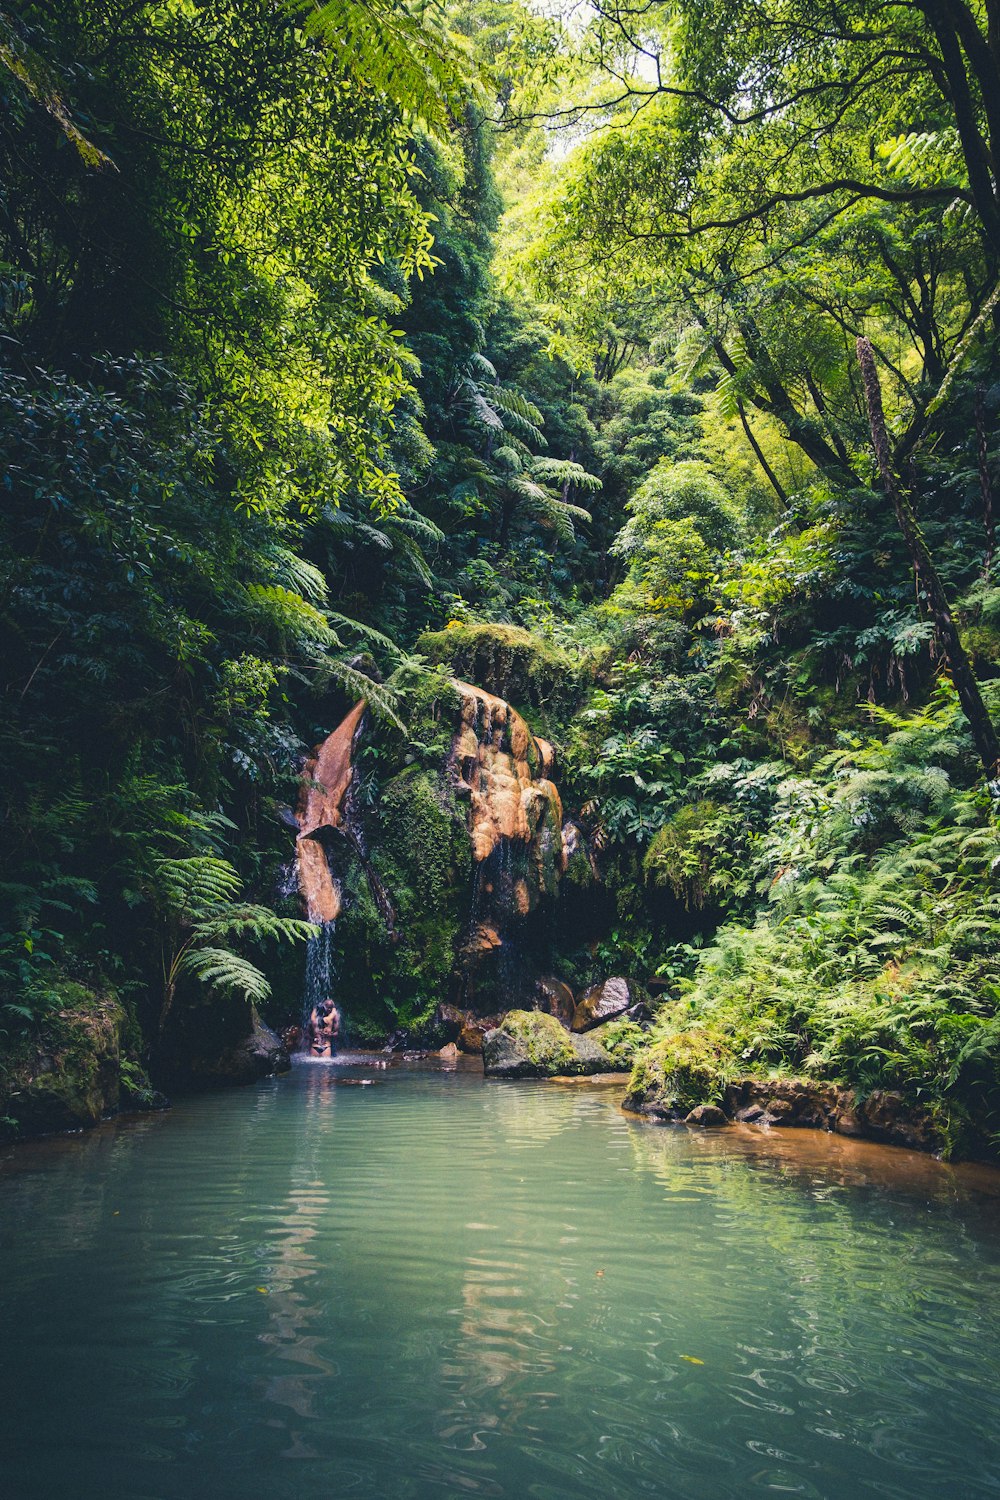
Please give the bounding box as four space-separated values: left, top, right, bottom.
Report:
308 999 340 1058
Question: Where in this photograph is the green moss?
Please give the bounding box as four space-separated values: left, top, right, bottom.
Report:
337 766 472 1034
416 622 588 716
626 1021 736 1114
0 979 129 1138
498 1010 578 1071
589 1017 645 1067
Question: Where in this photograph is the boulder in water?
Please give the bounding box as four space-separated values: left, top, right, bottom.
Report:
684 1103 730 1128
571 977 636 1032
482 1010 617 1077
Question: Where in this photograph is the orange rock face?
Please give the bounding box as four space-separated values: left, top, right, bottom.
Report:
295 700 366 923
451 682 564 902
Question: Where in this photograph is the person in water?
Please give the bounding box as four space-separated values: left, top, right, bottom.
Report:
308 999 340 1058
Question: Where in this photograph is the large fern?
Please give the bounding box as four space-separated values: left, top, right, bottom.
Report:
150 856 316 1034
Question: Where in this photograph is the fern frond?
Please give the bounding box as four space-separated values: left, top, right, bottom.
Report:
268 547 329 604
245 583 340 644
328 661 406 730
179 946 272 1002
153 856 243 918
193 906 317 945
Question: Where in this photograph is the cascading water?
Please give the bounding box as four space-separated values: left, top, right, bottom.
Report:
293 701 367 1055
451 682 565 1008
303 918 337 1028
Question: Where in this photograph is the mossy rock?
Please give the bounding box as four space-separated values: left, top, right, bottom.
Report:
623 1027 735 1119
588 1017 645 1068
483 1010 618 1077
0 982 129 1138
416 622 587 715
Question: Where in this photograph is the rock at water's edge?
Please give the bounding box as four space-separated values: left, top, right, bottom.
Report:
534 975 575 1027
458 1014 501 1054
0 989 128 1139
483 1010 616 1077
625 1071 942 1153
188 1006 290 1086
684 1104 730 1128
571 977 635 1032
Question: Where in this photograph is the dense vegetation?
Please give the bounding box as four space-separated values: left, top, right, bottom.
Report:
3 0 1000 1152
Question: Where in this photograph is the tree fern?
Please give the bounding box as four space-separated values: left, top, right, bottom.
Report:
179 947 272 1004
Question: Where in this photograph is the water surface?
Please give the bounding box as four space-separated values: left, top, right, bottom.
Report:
2 1056 1000 1500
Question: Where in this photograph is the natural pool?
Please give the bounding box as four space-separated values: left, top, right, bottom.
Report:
2 1056 1000 1500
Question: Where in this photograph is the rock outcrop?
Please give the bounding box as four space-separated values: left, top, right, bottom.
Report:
723 1078 941 1152
0 986 147 1140
482 1010 620 1078
623 1057 942 1153
185 1006 290 1087
295 699 366 923
571 977 636 1032
451 680 565 911
534 975 575 1027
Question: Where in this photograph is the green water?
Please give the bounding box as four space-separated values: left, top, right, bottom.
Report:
3 1057 1000 1500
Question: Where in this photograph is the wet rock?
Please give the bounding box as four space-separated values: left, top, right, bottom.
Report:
571 977 636 1032
463 922 502 955
622 1030 733 1120
191 1007 290 1086
855 1090 940 1151
533 975 575 1027
723 1078 941 1151
435 1004 465 1044
438 1042 459 1060
684 1104 730 1128
482 1010 616 1078
458 1014 501 1054
0 987 129 1139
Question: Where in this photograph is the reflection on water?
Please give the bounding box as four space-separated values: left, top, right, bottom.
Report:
2 1060 1000 1500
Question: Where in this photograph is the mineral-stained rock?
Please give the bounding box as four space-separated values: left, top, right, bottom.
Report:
571 977 635 1032
458 1014 501 1054
534 975 575 1027
684 1103 730 1127
482 1010 617 1078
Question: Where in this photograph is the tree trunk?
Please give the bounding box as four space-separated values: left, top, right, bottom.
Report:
856 336 1000 780
975 386 996 576
735 398 790 510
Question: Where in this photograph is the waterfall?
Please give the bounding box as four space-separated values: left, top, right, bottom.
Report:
294 702 367 1055
452 680 565 1008
303 919 337 1028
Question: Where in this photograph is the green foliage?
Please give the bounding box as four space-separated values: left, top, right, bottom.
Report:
417 621 588 714
149 855 314 1033
626 1018 737 1114
337 766 471 1032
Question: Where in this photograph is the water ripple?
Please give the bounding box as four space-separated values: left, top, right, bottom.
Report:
2 1064 1000 1500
